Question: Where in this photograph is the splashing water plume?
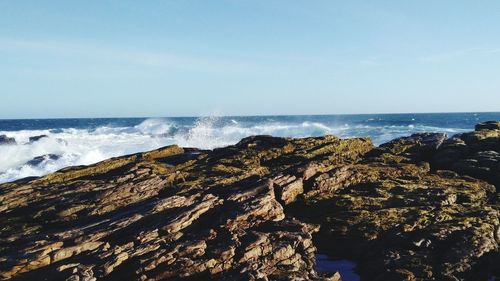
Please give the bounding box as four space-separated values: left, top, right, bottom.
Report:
0 112 490 183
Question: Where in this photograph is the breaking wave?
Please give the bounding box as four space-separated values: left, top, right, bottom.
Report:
0 115 477 183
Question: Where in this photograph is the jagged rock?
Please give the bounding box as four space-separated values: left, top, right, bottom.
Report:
475 121 500 131
0 136 371 280
326 272 342 281
0 135 16 145
25 154 61 166
433 121 500 188
381 132 447 151
273 174 304 205
1 124 499 281
28 135 48 143
370 132 447 163
290 161 499 280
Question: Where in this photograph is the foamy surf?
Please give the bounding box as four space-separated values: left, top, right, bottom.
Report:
1 112 496 183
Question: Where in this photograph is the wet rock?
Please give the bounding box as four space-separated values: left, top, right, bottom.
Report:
28 135 48 143
475 121 500 131
0 135 16 145
25 154 61 166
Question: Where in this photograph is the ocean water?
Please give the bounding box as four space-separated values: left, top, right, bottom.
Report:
0 112 499 183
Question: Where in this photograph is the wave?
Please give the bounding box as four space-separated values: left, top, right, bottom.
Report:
0 116 470 183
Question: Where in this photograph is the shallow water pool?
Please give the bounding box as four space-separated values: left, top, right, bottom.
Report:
315 254 360 281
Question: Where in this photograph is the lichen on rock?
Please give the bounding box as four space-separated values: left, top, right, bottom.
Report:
1 123 499 281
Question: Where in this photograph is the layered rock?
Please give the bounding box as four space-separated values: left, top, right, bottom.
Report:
0 135 372 281
289 161 498 280
433 122 500 188
1 123 499 281
288 129 500 281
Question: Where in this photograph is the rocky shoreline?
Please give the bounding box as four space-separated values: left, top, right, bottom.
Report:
1 121 499 281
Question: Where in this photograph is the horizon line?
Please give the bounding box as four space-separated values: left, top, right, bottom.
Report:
0 110 499 121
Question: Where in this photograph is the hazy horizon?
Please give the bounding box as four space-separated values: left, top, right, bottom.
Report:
1 110 500 121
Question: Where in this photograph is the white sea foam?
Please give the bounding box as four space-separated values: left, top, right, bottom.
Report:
0 117 469 183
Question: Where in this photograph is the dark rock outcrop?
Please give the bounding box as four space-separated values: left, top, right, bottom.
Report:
0 135 16 145
475 121 500 131
433 123 500 188
1 123 499 281
25 154 61 166
28 135 48 143
369 132 447 163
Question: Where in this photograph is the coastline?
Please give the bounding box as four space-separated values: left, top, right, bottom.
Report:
3 112 500 184
1 121 499 280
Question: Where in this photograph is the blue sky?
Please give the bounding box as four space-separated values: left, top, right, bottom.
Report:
1 0 499 118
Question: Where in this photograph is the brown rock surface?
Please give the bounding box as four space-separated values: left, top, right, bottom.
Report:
288 127 500 281
1 135 371 280
1 123 500 281
433 123 500 188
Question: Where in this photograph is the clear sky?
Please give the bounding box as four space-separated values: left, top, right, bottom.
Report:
1 0 499 118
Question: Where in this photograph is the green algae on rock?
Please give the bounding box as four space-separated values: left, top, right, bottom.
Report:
1 123 499 281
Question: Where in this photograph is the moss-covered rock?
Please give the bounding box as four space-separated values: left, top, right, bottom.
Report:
433 123 500 189
1 122 499 281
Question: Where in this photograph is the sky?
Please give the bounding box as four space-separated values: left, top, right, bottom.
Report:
0 0 499 118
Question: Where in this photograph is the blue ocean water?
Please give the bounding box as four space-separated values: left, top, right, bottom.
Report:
0 112 499 183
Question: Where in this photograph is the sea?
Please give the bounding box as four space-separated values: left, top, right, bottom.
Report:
1 112 499 184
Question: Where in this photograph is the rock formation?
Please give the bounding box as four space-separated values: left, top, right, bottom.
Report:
1 123 499 281
25 154 61 167
0 135 16 145
28 135 48 143
433 121 500 188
